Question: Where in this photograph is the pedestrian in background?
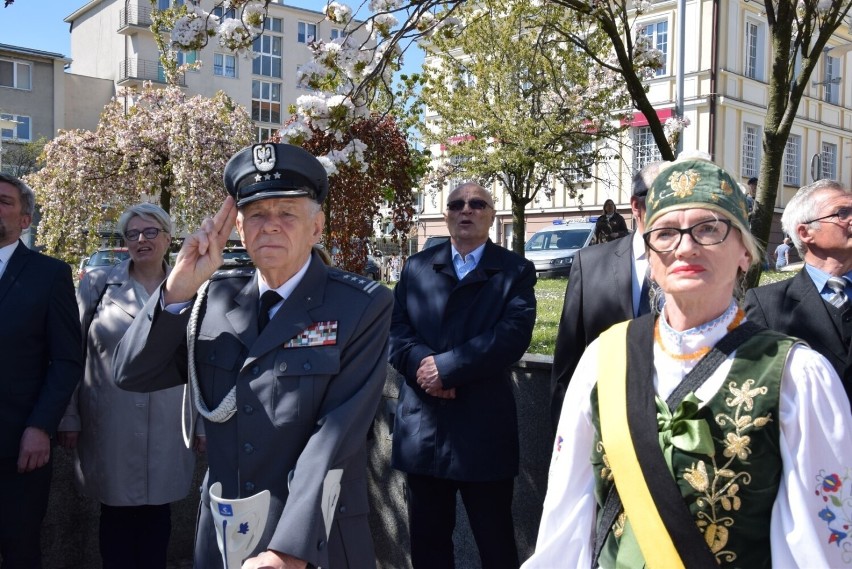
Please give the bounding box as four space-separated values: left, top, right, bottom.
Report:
594 199 629 244
773 236 792 270
58 203 201 569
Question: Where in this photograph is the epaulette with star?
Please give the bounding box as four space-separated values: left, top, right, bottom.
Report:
211 266 256 281
328 269 384 295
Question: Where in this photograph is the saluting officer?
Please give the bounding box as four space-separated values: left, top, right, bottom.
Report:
114 143 392 569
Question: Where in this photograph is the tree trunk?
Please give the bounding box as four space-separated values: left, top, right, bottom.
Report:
510 198 527 256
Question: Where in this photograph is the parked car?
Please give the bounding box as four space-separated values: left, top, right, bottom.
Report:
77 247 130 281
422 235 450 250
219 246 253 269
364 255 382 280
524 221 597 278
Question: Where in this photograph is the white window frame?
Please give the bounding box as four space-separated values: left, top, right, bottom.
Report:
252 35 282 78
783 134 801 186
633 126 662 171
264 17 282 33
257 126 277 142
822 142 838 180
741 123 761 178
212 6 235 20
0 58 32 90
744 19 765 80
642 20 669 77
0 113 31 142
252 80 282 124
331 28 345 40
824 54 840 104
214 53 237 78
298 21 317 44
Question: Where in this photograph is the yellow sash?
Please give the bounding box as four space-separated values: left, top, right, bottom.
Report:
597 321 685 569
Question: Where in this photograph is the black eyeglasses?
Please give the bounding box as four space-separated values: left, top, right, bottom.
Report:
446 199 492 211
124 227 166 241
643 219 733 253
803 207 852 225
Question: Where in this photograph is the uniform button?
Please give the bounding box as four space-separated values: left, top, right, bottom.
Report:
303 362 312 371
209 354 216 362
243 443 255 454
338 505 347 514
251 365 260 375
317 540 326 550
243 405 254 415
244 482 255 493
278 362 287 372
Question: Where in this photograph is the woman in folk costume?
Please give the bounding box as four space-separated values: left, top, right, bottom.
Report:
524 156 852 568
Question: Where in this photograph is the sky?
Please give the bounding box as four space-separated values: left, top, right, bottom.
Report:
0 1 424 74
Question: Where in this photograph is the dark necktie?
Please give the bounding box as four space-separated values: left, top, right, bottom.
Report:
827 277 849 310
637 278 651 316
258 290 282 332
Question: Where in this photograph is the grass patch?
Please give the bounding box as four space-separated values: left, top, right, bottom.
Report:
529 269 797 357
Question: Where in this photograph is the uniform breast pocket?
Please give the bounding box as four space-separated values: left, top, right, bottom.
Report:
271 347 340 426
195 335 243 406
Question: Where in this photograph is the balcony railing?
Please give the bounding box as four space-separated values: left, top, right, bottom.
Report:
118 5 153 32
118 58 186 87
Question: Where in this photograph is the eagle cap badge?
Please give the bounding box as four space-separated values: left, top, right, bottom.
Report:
253 144 276 173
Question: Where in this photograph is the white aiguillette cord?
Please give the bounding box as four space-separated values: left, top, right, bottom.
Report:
182 279 238 448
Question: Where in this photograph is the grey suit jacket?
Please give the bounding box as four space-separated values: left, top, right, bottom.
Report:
551 233 637 426
114 253 392 568
745 269 852 405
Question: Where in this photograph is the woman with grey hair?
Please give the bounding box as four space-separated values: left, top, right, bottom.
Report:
58 202 202 569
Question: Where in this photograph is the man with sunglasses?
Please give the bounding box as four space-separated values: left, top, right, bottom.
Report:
746 179 852 405
389 182 536 569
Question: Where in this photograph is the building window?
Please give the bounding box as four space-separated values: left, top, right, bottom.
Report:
741 123 760 178
252 80 281 124
642 20 668 77
331 28 345 40
824 55 840 104
633 126 662 171
783 134 801 186
214 53 236 77
252 35 282 78
257 127 277 142
157 0 183 9
212 6 236 20
298 21 317 43
745 20 764 80
567 142 594 183
822 142 838 180
0 114 31 142
264 17 282 33
0 59 31 90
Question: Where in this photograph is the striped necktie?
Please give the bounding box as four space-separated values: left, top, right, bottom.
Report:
826 277 849 310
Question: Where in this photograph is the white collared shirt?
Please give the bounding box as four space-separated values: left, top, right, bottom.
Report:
0 240 20 281
257 255 313 321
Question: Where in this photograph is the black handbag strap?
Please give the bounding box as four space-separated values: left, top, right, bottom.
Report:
591 319 763 568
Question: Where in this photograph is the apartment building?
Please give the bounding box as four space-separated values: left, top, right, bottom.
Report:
418 0 852 252
63 0 359 141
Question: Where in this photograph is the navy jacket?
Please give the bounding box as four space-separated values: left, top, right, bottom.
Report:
0 241 82 458
389 240 536 481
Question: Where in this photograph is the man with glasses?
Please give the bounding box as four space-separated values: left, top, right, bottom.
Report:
389 182 536 569
746 179 852 405
0 173 83 568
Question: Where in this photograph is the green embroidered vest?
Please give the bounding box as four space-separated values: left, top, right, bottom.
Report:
591 331 795 568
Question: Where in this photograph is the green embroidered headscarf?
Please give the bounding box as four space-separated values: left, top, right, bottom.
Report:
645 157 750 235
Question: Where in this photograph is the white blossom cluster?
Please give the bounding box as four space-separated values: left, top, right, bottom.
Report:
169 1 264 58
633 31 665 77
171 4 219 50
324 1 353 25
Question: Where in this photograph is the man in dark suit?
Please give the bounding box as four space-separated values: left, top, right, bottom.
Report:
389 182 536 569
550 162 663 427
0 173 83 568
114 144 392 569
745 179 852 403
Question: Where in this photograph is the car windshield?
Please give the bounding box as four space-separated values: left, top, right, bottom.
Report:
525 229 588 251
88 250 129 266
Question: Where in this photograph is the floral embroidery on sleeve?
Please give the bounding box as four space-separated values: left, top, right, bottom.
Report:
815 469 852 563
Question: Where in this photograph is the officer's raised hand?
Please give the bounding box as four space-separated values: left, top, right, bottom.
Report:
164 196 237 304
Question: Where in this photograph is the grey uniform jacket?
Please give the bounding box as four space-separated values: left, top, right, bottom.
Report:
59 259 196 506
114 253 392 568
